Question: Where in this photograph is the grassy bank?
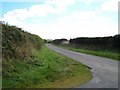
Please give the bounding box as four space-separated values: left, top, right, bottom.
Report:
3 46 92 88
55 44 119 61
2 22 92 88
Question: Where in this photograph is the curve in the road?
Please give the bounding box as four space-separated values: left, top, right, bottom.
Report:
46 44 118 88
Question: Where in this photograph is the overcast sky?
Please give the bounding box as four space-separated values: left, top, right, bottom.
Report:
0 0 119 39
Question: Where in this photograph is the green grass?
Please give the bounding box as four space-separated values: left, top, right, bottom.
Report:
2 46 92 88
56 44 119 61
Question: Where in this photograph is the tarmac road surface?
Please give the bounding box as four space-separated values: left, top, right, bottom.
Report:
46 44 118 88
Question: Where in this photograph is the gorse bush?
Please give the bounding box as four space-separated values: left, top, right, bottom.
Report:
2 22 43 60
2 22 44 88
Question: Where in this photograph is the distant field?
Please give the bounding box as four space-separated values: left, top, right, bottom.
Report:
55 44 119 61
3 46 92 88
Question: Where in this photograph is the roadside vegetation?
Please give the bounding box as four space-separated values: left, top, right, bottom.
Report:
55 44 119 61
52 35 120 61
32 46 92 88
2 22 92 88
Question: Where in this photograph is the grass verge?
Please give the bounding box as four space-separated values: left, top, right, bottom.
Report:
55 44 119 61
2 46 92 88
